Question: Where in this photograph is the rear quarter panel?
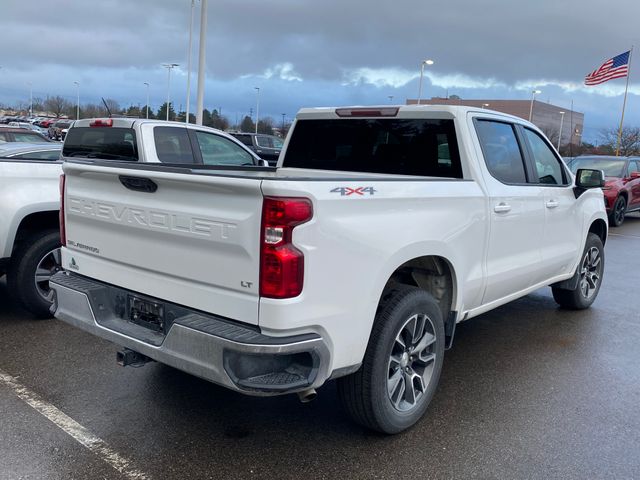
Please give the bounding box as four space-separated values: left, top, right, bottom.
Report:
259 175 487 371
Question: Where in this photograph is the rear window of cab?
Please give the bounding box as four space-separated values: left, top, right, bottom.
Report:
62 127 138 161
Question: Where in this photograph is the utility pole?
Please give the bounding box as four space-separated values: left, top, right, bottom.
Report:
185 0 195 124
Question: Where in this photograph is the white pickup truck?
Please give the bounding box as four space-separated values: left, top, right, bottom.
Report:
0 158 62 317
63 118 266 166
51 106 608 433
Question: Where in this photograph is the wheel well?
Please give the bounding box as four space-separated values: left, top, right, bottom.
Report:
589 219 607 246
380 255 456 329
11 211 59 255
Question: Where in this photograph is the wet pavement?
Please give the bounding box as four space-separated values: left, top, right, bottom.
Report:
1 215 640 480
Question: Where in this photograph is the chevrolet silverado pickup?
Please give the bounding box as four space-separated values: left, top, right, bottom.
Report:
0 158 62 317
63 118 266 166
51 105 608 433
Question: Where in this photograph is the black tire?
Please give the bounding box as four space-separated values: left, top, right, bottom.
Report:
337 286 445 434
608 196 627 227
552 233 604 310
7 229 62 319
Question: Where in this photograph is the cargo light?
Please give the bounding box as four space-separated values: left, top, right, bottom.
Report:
59 174 66 245
260 197 313 299
90 118 113 127
335 107 399 118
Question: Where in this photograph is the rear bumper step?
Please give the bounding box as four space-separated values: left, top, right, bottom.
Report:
50 272 331 395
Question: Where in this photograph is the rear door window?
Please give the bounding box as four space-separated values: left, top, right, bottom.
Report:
283 119 462 178
475 120 527 184
63 127 138 160
194 131 255 166
153 127 195 163
12 150 61 160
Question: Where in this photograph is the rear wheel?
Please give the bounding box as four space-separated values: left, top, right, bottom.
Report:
609 196 627 227
337 286 445 434
8 229 62 318
552 233 604 309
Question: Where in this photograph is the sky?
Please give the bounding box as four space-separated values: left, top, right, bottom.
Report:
1 0 639 143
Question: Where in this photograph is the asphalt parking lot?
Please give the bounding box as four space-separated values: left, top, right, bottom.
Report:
1 215 640 480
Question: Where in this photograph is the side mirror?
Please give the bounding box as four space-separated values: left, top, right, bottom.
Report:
574 168 605 199
256 158 269 167
575 168 605 188
630 171 640 180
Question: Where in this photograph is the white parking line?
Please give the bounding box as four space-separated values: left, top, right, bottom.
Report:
0 370 150 480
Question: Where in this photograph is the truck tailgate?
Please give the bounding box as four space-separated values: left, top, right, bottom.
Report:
62 162 263 324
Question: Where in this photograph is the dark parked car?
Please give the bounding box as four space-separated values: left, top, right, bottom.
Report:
570 155 640 226
230 133 283 166
48 120 73 141
0 128 51 144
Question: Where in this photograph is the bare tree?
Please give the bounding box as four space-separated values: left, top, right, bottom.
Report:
44 95 72 118
599 127 640 156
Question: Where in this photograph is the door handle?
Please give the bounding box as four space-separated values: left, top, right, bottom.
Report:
494 203 511 213
546 200 559 209
119 176 158 193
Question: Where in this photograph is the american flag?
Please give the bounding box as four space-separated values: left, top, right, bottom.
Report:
585 51 631 86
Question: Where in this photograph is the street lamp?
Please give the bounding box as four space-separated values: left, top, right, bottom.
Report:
254 87 260 134
417 59 434 104
162 63 179 121
529 89 541 122
185 0 195 124
27 82 33 117
557 111 565 150
144 82 150 119
482 103 490 109
281 113 286 134
388 95 394 103
73 81 80 120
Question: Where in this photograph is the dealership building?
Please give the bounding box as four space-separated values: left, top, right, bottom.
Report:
407 97 584 148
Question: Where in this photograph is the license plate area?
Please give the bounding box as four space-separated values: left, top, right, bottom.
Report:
127 294 165 332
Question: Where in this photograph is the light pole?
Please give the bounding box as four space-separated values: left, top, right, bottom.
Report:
482 103 490 109
388 95 394 103
27 82 33 117
417 59 434 104
144 82 150 119
254 87 260 134
281 113 286 134
162 63 179 121
529 89 541 122
73 81 80 120
195 0 208 125
557 111 565 151
185 0 195 124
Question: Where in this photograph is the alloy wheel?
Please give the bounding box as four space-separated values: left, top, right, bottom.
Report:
387 313 437 412
579 246 602 300
34 248 62 303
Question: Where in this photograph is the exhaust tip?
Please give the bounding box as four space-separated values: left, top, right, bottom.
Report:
297 388 317 403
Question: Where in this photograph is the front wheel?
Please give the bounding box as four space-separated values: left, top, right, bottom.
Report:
609 196 627 227
337 286 445 434
552 233 604 309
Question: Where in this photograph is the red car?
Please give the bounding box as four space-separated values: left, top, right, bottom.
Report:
570 155 640 226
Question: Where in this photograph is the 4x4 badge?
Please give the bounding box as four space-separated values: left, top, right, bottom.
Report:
330 187 376 196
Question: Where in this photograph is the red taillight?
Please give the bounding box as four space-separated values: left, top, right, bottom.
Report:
335 107 399 117
59 174 66 245
90 118 113 127
260 197 313 299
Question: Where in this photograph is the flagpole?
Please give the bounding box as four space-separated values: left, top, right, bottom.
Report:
615 46 633 156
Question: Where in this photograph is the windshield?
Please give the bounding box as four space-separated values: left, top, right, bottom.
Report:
63 127 138 161
569 158 626 177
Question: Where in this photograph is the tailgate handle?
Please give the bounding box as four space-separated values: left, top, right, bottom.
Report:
119 176 158 193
